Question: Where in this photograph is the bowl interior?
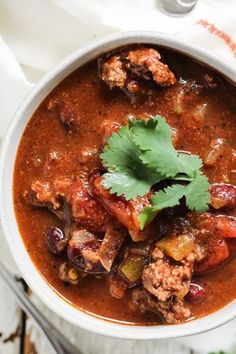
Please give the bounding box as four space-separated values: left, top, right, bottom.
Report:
1 31 236 339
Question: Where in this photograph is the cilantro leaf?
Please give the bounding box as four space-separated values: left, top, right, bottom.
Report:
150 184 186 208
102 168 161 200
132 116 180 176
101 121 164 199
184 172 210 212
100 126 141 170
138 184 186 230
100 115 210 228
138 206 160 231
139 174 210 228
177 154 203 176
132 116 203 177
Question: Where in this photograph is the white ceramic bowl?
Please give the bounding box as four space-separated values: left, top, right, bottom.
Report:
1 31 236 340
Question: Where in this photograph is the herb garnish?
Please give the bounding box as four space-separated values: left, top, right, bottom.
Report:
100 116 210 229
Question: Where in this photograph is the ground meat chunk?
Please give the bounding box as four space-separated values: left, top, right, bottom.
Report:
31 181 57 209
132 288 190 324
142 246 193 301
53 176 73 196
30 178 73 222
101 55 127 89
126 48 176 87
30 175 111 233
100 47 176 94
30 176 72 208
30 177 74 224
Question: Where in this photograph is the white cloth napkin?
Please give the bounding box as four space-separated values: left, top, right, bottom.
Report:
1 0 236 353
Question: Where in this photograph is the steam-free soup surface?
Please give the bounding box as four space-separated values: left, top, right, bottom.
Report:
14 45 236 324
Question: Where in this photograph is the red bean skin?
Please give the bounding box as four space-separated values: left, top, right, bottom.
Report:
185 283 205 302
210 183 236 210
45 227 66 254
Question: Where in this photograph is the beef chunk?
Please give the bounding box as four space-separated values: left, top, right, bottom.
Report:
126 48 176 87
132 288 190 324
142 246 193 301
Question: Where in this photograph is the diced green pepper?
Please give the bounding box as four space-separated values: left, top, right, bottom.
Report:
120 255 145 282
158 234 194 261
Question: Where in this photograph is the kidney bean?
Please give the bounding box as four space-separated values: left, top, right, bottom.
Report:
210 183 236 210
45 227 67 254
185 283 205 302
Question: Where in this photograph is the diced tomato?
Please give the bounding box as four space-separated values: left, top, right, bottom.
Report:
190 213 235 272
67 177 111 232
189 213 236 239
93 176 151 234
93 176 136 231
195 238 230 272
227 239 236 254
128 196 151 230
216 216 236 238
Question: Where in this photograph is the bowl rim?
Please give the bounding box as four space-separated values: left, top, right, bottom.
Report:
1 30 236 340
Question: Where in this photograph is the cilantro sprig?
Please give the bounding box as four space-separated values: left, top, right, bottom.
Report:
100 116 210 229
